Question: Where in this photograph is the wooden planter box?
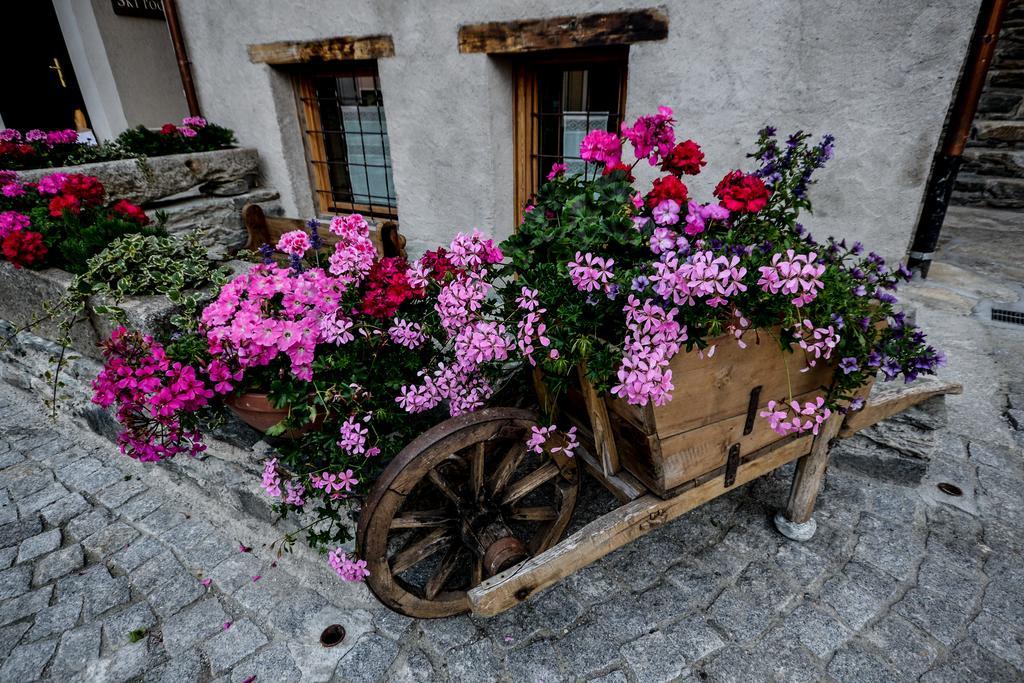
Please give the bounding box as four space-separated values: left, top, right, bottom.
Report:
565 330 861 498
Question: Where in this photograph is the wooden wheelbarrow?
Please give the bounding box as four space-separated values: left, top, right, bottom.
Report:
355 336 961 618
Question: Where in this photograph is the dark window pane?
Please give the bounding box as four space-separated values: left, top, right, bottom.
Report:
306 65 397 217
532 60 625 184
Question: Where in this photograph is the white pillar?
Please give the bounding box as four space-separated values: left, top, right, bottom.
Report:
51 0 128 141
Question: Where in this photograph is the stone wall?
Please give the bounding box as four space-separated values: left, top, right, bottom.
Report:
953 0 1024 208
18 148 282 256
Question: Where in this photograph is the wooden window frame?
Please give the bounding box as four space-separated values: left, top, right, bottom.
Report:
513 48 628 226
296 62 398 220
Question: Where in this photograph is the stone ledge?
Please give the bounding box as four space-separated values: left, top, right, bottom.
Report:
16 148 261 205
0 262 180 360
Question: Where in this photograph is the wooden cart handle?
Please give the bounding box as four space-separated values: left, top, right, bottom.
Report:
839 376 962 438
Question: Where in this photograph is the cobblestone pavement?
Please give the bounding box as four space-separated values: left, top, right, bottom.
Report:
2 232 1024 681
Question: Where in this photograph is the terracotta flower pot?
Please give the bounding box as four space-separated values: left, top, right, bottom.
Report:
225 392 323 437
225 392 288 433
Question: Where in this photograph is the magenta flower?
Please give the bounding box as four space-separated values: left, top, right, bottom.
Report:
336 469 359 492
328 549 370 582
276 230 311 257
337 416 369 455
579 130 622 166
546 163 567 180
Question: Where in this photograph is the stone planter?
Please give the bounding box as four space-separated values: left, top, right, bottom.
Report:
0 261 184 360
17 148 282 255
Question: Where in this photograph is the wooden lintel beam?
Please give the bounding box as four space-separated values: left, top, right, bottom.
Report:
458 9 668 55
248 35 395 65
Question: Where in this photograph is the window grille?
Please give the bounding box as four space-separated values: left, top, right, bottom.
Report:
514 50 628 224
298 63 398 219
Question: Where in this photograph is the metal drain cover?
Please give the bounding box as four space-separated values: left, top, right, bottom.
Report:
977 299 1024 329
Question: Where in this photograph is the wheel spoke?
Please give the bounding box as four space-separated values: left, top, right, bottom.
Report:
501 461 560 506
390 509 455 530
472 555 483 587
529 477 578 554
424 542 465 599
390 527 453 575
508 505 559 522
469 442 485 502
427 469 464 506
489 442 528 495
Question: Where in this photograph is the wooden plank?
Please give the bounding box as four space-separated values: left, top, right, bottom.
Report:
427 470 464 506
390 509 454 530
458 9 668 54
577 365 620 477
241 203 406 260
513 64 536 227
390 527 453 575
425 543 464 600
297 78 335 214
565 425 646 503
648 388 827 493
784 415 844 524
839 377 963 438
468 434 813 616
469 442 485 503
635 329 835 439
248 35 395 64
500 462 560 506
489 442 528 496
509 506 559 522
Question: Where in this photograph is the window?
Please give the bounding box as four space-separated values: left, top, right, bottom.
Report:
513 49 628 223
297 63 397 219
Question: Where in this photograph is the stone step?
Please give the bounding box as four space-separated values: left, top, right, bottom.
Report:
960 148 1024 177
943 204 1024 233
952 173 1024 209
972 120 1024 145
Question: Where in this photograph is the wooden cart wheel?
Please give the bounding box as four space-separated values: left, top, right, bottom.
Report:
356 407 580 618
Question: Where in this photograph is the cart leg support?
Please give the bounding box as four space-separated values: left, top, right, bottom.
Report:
774 414 844 541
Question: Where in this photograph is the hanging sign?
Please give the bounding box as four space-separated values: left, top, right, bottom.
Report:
111 0 165 19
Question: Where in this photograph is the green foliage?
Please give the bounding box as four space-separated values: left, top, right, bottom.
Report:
267 292 445 551
115 124 236 157
63 231 231 322
499 130 939 413
14 232 229 416
30 206 165 275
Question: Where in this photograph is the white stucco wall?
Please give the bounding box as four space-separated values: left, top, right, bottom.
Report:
55 0 188 140
176 0 980 261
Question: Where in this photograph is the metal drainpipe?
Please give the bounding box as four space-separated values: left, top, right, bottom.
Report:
907 0 1008 278
163 0 202 117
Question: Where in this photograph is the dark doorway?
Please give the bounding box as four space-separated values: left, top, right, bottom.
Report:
0 1 90 130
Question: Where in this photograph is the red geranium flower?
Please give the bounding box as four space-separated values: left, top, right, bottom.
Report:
2 230 47 268
661 140 706 176
49 194 81 217
645 175 689 209
713 170 770 213
360 257 424 319
61 174 105 206
602 162 636 182
160 123 178 135
419 248 460 281
111 199 150 225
